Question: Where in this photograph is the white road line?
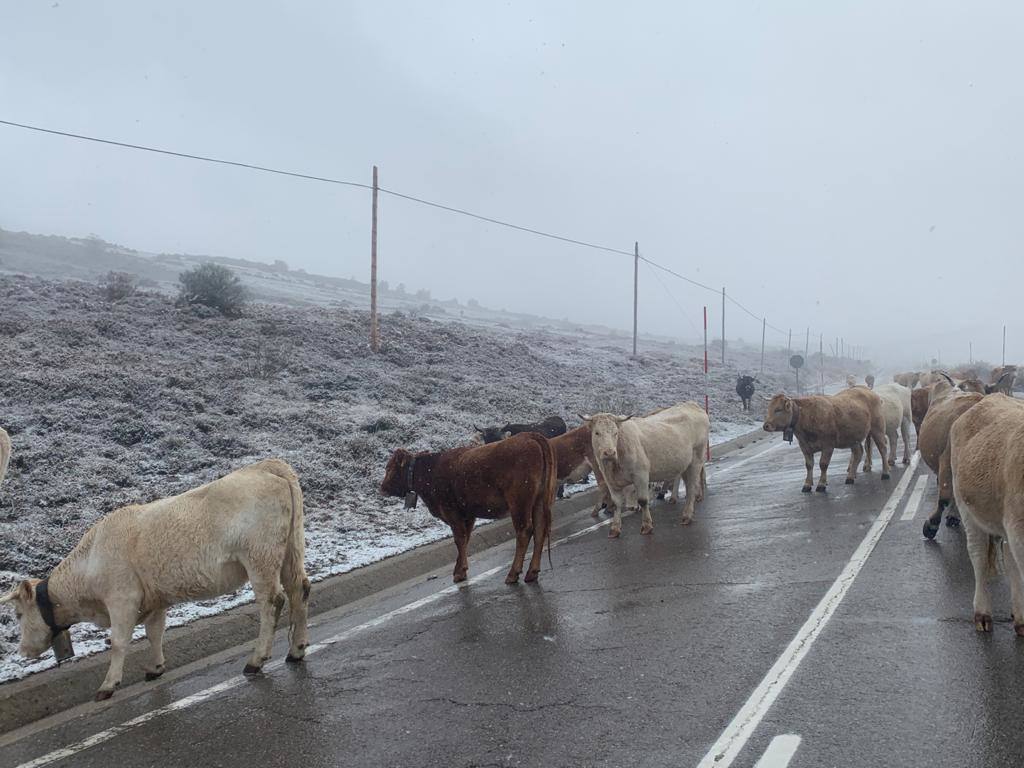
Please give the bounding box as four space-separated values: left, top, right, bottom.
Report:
900 475 930 522
10 440 786 768
753 734 802 768
712 440 784 476
695 452 920 768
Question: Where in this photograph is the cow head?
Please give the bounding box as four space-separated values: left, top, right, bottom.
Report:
380 448 413 498
1 579 55 659
580 413 632 465
474 425 507 444
763 394 795 433
958 378 986 394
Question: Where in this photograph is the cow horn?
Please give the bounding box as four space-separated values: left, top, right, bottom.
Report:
578 413 592 422
616 414 634 423
937 371 955 386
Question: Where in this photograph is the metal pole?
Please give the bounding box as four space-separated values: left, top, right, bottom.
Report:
760 317 766 373
632 242 639 357
787 328 792 359
370 165 380 352
805 327 809 359
819 333 824 394
969 342 973 365
721 287 726 365
704 306 710 461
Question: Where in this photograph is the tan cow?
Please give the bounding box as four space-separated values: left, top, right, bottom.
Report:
0 459 310 700
949 394 1024 636
584 402 709 538
0 427 9 488
987 367 1017 396
870 383 913 467
893 371 922 389
763 387 890 492
918 391 983 538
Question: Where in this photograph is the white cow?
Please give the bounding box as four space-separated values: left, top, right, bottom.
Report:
0 427 9 488
870 382 913 467
0 459 310 700
584 402 709 538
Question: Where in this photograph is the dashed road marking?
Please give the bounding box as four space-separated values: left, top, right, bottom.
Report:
753 734 802 768
900 474 930 521
695 452 920 768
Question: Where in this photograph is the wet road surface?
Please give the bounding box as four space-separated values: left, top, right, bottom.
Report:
2 437 1021 768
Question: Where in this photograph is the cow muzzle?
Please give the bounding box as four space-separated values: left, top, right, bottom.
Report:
762 422 775 432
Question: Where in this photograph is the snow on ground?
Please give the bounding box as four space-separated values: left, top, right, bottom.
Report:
0 274 837 683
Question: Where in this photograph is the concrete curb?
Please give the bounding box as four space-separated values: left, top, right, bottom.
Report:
0 424 770 733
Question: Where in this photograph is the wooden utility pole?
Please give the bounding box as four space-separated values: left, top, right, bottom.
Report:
721 286 726 364
787 328 792 359
805 327 810 359
760 317 766 373
819 333 824 394
632 242 639 357
370 165 380 352
1003 325 1007 366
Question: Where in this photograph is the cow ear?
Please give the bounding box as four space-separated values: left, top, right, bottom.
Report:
1 580 31 605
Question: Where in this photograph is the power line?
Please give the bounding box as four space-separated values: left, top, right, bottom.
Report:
0 116 842 350
0 119 373 191
642 261 701 337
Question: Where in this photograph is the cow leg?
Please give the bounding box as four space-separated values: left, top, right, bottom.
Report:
450 516 473 583
963 511 994 632
801 447 815 492
886 426 899 468
633 469 654 535
680 461 702 525
817 447 834 492
607 485 628 538
900 418 912 465
695 463 707 503
96 602 140 700
873 428 891 480
525 499 549 583
846 442 863 484
245 574 285 673
1003 530 1024 637
143 609 167 681
863 436 873 473
506 524 531 584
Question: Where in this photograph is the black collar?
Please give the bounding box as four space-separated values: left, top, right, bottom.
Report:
35 579 70 637
405 456 416 493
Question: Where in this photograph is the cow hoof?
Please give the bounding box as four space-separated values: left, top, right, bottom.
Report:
922 520 940 540
946 516 961 529
608 527 621 539
524 569 540 583
974 612 993 633
816 486 827 493
95 689 115 702
144 666 165 681
453 572 467 583
640 524 654 535
801 486 812 493
505 573 520 585
679 517 693 527
902 458 910 466
243 664 263 676
285 653 305 664
881 472 891 481
845 478 855 485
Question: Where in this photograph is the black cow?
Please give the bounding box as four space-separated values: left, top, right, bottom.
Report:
736 375 756 411
475 415 568 445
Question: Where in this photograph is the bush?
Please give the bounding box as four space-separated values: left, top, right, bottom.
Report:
99 271 137 301
176 263 248 317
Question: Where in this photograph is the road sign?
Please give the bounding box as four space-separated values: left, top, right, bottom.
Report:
790 354 804 370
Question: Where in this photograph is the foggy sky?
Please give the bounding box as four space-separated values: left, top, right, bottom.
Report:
1 1 1021 367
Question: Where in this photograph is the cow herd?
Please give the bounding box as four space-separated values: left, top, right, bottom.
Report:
0 362 1020 703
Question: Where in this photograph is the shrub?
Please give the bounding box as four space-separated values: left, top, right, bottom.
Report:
176 263 248 317
99 271 137 301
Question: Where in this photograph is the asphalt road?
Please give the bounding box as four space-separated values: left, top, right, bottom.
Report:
2 436 1021 768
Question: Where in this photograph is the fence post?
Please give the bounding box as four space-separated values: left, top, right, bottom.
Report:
721 286 726 364
370 165 380 352
632 242 639 357
704 306 710 460
760 317 766 373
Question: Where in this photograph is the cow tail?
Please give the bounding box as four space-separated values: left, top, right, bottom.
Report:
986 535 1004 580
264 462 310 631
527 432 557 572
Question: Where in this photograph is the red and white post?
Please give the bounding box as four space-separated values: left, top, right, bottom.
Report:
704 306 711 461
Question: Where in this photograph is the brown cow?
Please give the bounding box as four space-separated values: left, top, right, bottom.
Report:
918 392 983 538
948 394 1024 635
763 388 890 493
381 432 557 584
911 374 957 438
